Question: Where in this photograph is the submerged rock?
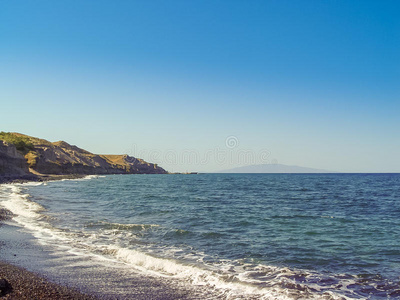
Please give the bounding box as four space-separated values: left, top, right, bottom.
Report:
0 208 14 222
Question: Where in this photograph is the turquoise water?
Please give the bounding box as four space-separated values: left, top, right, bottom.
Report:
2 174 400 299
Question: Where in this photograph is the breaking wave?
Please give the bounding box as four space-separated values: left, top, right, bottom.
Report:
1 176 399 299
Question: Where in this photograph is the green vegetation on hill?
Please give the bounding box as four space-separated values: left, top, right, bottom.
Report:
0 132 35 154
0 132 168 175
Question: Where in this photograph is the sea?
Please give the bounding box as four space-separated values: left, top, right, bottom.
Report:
0 174 399 299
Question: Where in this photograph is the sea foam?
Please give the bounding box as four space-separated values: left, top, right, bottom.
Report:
0 182 354 300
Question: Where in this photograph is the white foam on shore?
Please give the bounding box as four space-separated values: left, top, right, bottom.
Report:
0 185 72 243
2 185 44 221
112 246 277 299
0 184 353 300
49 174 106 182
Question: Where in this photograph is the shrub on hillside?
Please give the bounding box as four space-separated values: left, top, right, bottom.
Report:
0 132 35 154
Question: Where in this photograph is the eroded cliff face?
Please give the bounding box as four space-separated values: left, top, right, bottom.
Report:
0 133 167 176
0 141 30 176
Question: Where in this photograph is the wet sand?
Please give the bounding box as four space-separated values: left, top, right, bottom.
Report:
0 199 213 300
0 204 97 299
0 261 96 299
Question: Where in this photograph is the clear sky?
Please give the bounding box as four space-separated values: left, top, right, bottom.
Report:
1 1 399 172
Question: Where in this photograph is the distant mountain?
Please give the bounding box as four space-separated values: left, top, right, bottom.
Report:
217 164 335 173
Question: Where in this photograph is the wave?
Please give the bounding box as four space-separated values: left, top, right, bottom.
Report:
85 220 159 231
59 174 106 182
0 184 375 299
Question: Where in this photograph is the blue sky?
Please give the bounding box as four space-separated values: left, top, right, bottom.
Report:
1 1 399 172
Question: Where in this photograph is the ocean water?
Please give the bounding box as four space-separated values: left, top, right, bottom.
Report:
1 174 400 299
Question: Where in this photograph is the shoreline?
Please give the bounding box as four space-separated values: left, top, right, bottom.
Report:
0 220 211 300
0 174 87 185
0 172 174 185
0 261 96 299
0 177 98 299
0 177 213 300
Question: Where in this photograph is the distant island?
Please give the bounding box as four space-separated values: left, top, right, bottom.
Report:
217 164 335 173
0 132 167 183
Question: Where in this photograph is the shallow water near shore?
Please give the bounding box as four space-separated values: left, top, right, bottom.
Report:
1 174 400 299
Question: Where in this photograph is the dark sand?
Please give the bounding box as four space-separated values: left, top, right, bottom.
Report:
0 261 96 299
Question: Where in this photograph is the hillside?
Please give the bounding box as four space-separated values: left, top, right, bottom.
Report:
0 132 167 180
218 163 334 173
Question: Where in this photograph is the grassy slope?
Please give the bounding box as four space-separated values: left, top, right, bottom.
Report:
0 132 35 154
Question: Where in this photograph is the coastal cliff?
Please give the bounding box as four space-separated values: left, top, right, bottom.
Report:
0 132 167 180
0 140 31 177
